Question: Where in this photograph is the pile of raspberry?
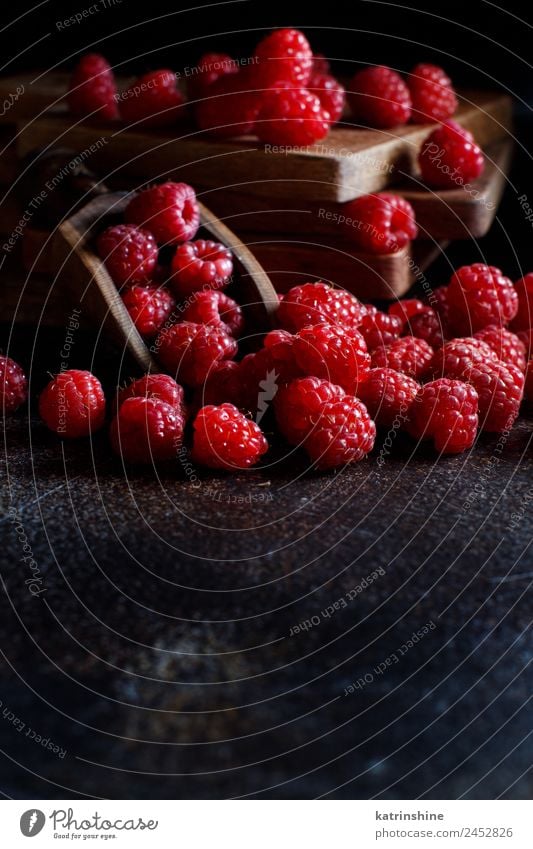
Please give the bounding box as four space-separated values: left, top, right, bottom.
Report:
4 255 531 474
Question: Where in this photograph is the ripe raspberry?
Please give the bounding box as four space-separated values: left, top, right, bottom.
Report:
156 321 237 387
0 355 27 414
474 326 527 371
524 360 533 402
191 403 268 470
419 120 484 189
192 360 242 410
122 285 175 338
187 53 238 99
68 53 118 121
407 379 479 454
510 273 533 331
114 374 185 415
96 224 158 287
447 264 518 334
170 240 233 297
255 83 331 146
389 298 427 326
251 28 313 87
517 329 533 359
404 307 446 349
236 333 302 414
308 73 345 123
277 281 367 332
304 397 376 470
195 70 260 137
119 69 185 128
429 285 452 333
348 65 411 128
312 54 330 75
359 306 402 351
110 397 184 463
274 376 345 445
458 360 524 432
342 193 418 254
371 337 434 379
125 183 200 246
39 370 105 438
407 63 458 123
181 290 243 336
430 337 499 379
294 324 371 394
358 367 419 428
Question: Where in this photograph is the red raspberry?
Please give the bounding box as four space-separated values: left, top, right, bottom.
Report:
122 285 175 338
181 290 243 336
251 28 313 87
359 307 402 351
447 264 518 334
39 370 105 438
389 298 427 326
404 307 446 349
275 376 345 445
192 360 242 410
191 403 268 470
524 360 533 402
110 397 184 463
195 70 260 137
277 281 367 332
68 53 118 121
312 54 330 75
358 367 419 428
458 360 524 432
419 120 484 189
0 355 27 414
431 337 499 379
407 63 458 123
96 224 158 287
294 324 371 394
517 329 533 359
474 326 527 372
156 321 237 387
348 65 411 128
371 337 434 379
342 193 418 254
125 183 200 246
187 53 238 98
407 378 479 454
304 397 376 471
170 240 233 297
119 69 185 128
510 273 533 331
114 374 185 415
255 83 331 146
308 73 345 123
236 333 302 414
429 286 452 333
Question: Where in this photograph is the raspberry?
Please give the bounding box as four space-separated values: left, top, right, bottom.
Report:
0 355 27 414
404 307 446 349
236 333 303 413
125 183 200 246
342 193 418 254
429 286 452 333
114 374 185 415
170 240 233 297
187 53 238 98
525 361 533 402
294 324 371 394
39 370 105 438
458 360 524 432
348 65 411 128
359 306 402 351
119 69 185 128
358 367 419 428
474 326 527 371
517 329 533 359
407 379 479 454
419 120 484 189
371 337 434 379
110 397 184 463
96 224 158 287
251 28 313 87
407 63 458 123
307 73 345 123
68 53 118 121
192 360 242 410
277 281 367 332
156 321 237 387
312 54 330 75
389 298 427 326
122 285 175 338
447 264 518 334
510 273 533 331
191 403 268 470
430 337 499 379
195 70 260 137
274 376 345 445
255 83 331 146
304 397 376 470
181 290 243 336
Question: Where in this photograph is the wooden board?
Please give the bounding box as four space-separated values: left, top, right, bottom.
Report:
1 70 512 202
